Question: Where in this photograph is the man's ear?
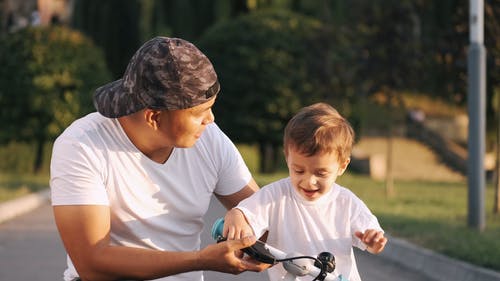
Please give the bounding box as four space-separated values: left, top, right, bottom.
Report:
144 109 161 130
338 157 351 176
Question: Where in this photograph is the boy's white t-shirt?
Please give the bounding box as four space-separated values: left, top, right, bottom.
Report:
50 112 252 281
236 177 383 281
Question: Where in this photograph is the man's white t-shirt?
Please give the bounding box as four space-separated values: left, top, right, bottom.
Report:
236 178 383 281
50 112 252 281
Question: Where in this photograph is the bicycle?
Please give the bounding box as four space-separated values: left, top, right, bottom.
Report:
211 218 348 281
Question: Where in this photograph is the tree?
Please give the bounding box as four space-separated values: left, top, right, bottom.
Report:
344 0 424 195
486 0 500 214
198 9 330 173
71 0 141 78
0 26 111 173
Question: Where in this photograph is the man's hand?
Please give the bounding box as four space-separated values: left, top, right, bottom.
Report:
198 236 269 274
355 229 387 254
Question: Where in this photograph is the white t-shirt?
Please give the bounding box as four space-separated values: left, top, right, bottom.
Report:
50 112 252 281
236 177 383 281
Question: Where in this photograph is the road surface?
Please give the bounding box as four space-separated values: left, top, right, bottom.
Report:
0 197 430 281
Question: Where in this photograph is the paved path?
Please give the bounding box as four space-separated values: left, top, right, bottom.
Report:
0 203 66 281
0 198 431 281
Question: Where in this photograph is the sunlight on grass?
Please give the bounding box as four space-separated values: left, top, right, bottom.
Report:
0 173 49 202
341 173 500 271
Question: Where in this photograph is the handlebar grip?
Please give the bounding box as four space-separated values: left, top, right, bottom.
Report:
211 217 225 241
210 217 276 264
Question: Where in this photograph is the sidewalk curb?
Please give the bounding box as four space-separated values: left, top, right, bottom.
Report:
381 235 500 281
0 188 50 224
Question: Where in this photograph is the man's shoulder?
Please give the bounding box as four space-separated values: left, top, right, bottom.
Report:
54 112 115 149
57 112 110 138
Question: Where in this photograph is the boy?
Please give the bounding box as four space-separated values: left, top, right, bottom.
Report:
223 102 387 281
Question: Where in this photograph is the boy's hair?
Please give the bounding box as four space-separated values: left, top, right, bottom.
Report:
283 102 354 163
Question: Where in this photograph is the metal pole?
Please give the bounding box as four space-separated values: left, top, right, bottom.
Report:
467 0 486 231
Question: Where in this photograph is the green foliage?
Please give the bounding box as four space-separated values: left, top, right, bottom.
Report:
0 142 52 174
71 0 141 78
198 9 327 145
485 1 500 127
344 0 424 95
0 172 49 202
416 0 468 105
235 144 260 174
0 26 111 144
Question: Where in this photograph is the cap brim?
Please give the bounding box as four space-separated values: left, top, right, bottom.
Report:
93 79 145 118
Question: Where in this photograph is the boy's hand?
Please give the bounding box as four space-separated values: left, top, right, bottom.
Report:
355 229 387 254
224 208 254 240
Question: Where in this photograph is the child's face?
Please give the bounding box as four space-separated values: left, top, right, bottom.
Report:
286 147 349 201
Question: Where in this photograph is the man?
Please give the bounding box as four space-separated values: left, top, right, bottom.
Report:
50 37 264 281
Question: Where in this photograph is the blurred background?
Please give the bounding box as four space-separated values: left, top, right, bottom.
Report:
0 0 499 275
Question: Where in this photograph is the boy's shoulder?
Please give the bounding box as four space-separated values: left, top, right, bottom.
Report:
335 183 353 194
262 177 292 189
259 177 293 196
333 183 363 200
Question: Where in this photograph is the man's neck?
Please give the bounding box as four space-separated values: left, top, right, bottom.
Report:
118 115 173 164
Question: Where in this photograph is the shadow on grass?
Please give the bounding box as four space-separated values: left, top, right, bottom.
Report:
378 213 500 271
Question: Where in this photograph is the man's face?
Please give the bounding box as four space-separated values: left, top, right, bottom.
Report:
157 96 216 148
286 146 349 201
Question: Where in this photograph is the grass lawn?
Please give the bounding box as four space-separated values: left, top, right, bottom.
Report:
0 173 49 202
340 174 500 272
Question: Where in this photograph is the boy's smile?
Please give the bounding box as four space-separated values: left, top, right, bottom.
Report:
286 147 349 201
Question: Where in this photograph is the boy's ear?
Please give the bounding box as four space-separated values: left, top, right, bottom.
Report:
338 158 351 176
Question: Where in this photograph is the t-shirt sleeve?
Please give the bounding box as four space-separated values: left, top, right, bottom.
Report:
234 185 276 238
209 124 252 196
50 135 109 206
350 195 383 250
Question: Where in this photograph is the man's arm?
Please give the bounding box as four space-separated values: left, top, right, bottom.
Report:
215 178 259 209
53 205 263 281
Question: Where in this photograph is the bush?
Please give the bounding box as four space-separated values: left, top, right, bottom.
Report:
0 26 111 173
198 10 326 144
0 142 52 174
198 10 337 172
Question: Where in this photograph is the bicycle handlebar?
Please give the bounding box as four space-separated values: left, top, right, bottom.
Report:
211 218 348 281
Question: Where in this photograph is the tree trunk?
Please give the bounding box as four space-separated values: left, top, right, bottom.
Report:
385 90 395 197
385 123 395 197
495 90 500 214
33 139 44 174
259 141 279 174
494 141 500 213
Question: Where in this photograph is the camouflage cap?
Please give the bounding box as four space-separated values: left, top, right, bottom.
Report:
93 37 220 118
